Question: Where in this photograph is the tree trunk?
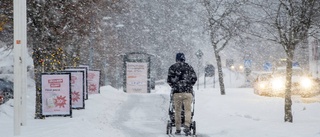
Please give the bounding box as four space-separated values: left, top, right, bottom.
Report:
214 48 225 95
33 47 66 119
33 49 44 119
284 49 294 122
34 66 43 119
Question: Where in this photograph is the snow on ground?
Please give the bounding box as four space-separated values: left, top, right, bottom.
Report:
1 68 320 137
0 47 320 137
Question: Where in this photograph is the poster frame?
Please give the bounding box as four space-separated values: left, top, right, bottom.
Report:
125 62 149 93
59 70 85 109
40 72 72 118
64 66 88 100
88 69 101 94
123 52 151 93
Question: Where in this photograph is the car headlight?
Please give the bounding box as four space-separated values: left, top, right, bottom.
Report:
239 65 244 70
259 83 266 89
300 77 313 89
271 78 285 90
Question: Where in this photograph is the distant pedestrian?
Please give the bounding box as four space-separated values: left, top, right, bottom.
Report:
167 52 197 135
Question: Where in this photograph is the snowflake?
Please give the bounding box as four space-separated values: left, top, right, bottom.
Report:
89 83 97 93
72 91 80 102
54 95 67 108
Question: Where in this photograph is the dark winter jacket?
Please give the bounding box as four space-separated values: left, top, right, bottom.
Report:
167 62 197 94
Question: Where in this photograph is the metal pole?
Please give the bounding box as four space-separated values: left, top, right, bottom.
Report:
14 0 27 135
230 70 232 85
195 49 203 90
89 16 94 68
197 59 200 90
213 75 215 88
89 47 93 68
21 0 27 126
204 76 206 88
104 58 108 86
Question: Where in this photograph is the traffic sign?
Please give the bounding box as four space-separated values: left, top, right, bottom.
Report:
263 62 272 71
205 64 215 77
244 60 252 68
293 62 299 67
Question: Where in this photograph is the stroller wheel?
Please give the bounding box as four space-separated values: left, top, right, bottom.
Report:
166 120 172 134
192 121 196 135
166 121 169 134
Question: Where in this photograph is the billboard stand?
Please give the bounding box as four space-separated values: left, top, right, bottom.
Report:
123 52 151 93
40 72 72 118
88 69 101 94
59 70 85 109
64 66 88 100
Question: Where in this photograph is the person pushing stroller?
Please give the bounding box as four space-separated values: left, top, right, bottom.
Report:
167 53 197 135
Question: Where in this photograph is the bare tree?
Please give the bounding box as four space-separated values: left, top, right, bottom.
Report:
249 0 320 122
202 0 249 95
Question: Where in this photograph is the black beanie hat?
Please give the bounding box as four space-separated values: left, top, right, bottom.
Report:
176 53 185 62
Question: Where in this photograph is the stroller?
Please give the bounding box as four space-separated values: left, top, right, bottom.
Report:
166 90 196 136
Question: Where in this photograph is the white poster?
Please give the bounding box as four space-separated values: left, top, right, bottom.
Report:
63 71 85 109
41 73 71 117
65 67 88 100
88 70 100 94
126 62 148 93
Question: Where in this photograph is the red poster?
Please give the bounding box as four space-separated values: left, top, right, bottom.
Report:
41 73 71 117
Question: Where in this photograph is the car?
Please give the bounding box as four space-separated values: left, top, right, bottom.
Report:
269 67 320 97
230 64 244 73
0 78 13 104
253 71 273 96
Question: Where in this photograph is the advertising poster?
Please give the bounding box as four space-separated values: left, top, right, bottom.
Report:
65 67 88 100
62 70 85 109
41 73 72 117
126 62 148 93
88 70 101 94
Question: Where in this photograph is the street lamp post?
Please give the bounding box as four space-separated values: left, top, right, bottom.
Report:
195 50 203 90
104 59 109 86
14 0 27 135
